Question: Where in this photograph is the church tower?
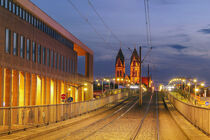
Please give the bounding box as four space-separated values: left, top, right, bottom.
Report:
130 48 140 84
115 48 125 84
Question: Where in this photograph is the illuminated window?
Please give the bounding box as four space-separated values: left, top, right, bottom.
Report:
5 28 11 53
32 42 36 62
37 44 41 64
20 36 25 58
26 39 30 60
13 32 18 56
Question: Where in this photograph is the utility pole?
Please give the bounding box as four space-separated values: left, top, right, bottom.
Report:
139 46 142 105
148 64 150 88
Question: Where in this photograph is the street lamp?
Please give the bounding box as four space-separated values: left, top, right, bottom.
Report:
113 78 115 89
106 79 110 89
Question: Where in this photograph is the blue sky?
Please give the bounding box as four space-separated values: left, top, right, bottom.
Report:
31 0 210 85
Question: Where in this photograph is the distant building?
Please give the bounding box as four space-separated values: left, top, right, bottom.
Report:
115 48 151 87
115 48 125 84
130 48 140 84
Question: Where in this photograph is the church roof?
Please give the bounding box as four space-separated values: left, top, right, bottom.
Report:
115 48 125 65
130 48 139 64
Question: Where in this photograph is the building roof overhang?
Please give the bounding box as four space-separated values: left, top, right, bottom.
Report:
16 0 93 56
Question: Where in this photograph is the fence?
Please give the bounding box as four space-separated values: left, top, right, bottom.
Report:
0 89 130 134
167 93 210 135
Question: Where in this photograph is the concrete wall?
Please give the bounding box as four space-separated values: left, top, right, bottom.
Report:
168 93 210 135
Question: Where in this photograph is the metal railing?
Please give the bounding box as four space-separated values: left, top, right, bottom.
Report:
167 93 210 135
0 89 130 134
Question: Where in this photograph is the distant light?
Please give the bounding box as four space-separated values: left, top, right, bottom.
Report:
84 83 87 86
68 88 71 91
201 83 205 87
193 79 197 83
187 83 191 86
84 88 88 91
96 80 98 82
130 85 139 89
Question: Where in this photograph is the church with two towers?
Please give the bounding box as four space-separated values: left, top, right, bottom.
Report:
115 48 151 86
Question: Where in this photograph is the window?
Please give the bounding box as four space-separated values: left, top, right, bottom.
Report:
19 7 22 18
37 44 41 64
32 42 36 62
34 17 36 27
25 11 28 22
5 28 11 53
72 60 75 73
16 5 19 16
51 50 53 68
58 54 60 70
20 36 25 58
12 3 15 14
22 9 25 20
13 32 18 56
54 52 57 69
42 47 46 65
1 0 4 7
61 55 63 71
4 0 7 9
26 39 30 60
64 57 66 72
8 0 11 11
47 48 50 67
67 58 70 73
31 15 34 25
28 14 31 24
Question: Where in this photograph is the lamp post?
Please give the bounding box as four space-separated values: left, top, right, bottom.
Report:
113 78 115 89
117 78 120 89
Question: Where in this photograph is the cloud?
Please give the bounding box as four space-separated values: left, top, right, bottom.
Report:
198 28 210 34
167 44 188 51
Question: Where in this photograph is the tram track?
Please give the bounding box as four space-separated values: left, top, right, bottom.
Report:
59 96 140 140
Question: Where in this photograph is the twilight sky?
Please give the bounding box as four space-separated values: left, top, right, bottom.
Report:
31 0 210 85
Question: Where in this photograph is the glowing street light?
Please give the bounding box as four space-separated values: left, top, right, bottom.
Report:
193 79 197 83
201 82 205 87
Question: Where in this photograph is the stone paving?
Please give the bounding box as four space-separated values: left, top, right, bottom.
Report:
0 93 209 140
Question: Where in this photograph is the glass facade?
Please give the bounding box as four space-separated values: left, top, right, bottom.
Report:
5 28 11 53
20 35 25 58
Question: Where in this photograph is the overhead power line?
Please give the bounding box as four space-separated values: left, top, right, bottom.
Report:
88 0 122 46
67 0 119 52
